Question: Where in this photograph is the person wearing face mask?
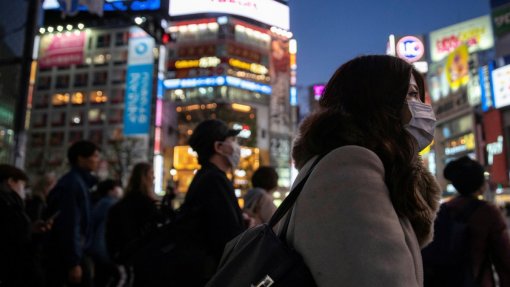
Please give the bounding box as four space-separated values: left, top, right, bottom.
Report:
178 119 246 286
0 164 48 286
287 55 441 286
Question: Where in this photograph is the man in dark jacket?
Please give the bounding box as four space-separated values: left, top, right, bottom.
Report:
423 156 510 287
0 164 45 287
45 140 100 287
179 119 246 285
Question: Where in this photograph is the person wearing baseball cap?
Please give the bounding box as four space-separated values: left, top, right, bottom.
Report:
178 119 246 286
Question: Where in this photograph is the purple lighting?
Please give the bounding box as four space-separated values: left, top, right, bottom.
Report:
313 84 325 100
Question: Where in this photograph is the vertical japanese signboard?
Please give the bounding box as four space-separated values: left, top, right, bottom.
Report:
124 27 154 135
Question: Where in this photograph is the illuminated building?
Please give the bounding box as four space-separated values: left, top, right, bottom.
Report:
163 0 295 198
27 1 166 184
426 15 497 194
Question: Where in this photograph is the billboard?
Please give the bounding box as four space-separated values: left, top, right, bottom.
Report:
429 15 494 62
39 31 86 68
492 64 510 108
43 0 160 11
168 0 290 30
492 4 510 38
124 27 155 135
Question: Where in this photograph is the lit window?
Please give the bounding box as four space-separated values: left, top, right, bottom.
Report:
90 90 108 104
71 92 85 105
52 93 70 106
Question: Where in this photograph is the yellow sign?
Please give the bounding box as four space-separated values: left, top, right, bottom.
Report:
229 58 268 75
445 45 469 90
175 56 220 69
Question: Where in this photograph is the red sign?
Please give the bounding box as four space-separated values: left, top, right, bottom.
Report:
483 109 508 185
39 32 86 68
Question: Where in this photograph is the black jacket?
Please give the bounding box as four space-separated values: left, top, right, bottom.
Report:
45 166 97 268
105 193 161 263
0 184 42 286
181 162 245 264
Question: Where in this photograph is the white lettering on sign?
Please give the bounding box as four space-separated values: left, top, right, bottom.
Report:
495 12 510 28
487 136 504 165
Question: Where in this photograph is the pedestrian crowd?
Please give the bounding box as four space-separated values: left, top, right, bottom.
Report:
1 55 510 287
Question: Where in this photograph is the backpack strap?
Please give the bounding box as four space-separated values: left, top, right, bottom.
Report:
269 154 325 231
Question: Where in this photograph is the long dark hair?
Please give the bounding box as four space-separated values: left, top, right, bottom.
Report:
293 55 427 220
125 162 153 197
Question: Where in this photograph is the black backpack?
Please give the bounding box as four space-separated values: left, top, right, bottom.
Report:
422 199 484 287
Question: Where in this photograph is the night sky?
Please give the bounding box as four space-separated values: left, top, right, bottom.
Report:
290 0 491 88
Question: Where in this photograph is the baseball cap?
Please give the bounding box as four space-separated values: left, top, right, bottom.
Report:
188 120 240 162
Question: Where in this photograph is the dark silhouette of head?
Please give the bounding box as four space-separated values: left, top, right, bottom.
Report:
0 164 28 184
67 140 100 166
126 162 153 197
444 156 485 195
252 166 279 192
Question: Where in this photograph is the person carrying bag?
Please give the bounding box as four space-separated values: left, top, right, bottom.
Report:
206 155 324 287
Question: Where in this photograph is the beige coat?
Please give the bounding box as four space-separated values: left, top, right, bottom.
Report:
286 145 435 287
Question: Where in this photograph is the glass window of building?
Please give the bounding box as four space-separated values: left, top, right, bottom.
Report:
88 109 104 125
51 112 66 127
37 75 51 90
55 74 70 89
49 132 64 146
68 131 83 144
89 129 103 144
34 94 49 109
90 90 107 104
69 111 83 126
93 53 110 65
111 69 126 84
96 34 111 48
113 50 128 65
108 108 123 124
71 92 85 105
48 149 65 166
115 31 129 46
32 113 47 128
52 93 70 106
110 88 124 104
30 132 46 147
74 73 89 87
93 71 108 85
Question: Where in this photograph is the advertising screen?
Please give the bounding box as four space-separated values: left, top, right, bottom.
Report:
39 31 86 68
492 64 510 108
169 0 290 30
429 15 494 62
43 0 161 11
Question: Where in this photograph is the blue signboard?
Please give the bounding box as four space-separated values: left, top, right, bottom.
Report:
163 76 272 95
480 62 495 112
124 28 154 135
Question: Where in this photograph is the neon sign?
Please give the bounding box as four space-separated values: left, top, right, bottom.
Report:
163 76 271 95
229 58 268 75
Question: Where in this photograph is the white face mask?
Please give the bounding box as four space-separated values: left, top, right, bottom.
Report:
404 101 436 151
221 141 241 169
